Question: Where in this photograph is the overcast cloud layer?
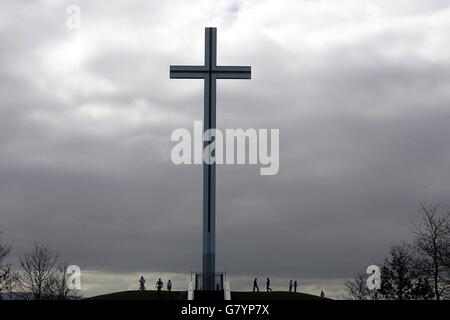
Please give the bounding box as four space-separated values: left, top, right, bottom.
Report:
1 0 450 298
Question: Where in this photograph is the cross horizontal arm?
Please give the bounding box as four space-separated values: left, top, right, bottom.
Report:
214 66 251 79
170 65 207 79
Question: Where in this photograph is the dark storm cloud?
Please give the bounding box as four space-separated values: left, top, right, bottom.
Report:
1 0 450 296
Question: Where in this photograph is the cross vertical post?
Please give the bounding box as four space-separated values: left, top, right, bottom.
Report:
170 27 251 291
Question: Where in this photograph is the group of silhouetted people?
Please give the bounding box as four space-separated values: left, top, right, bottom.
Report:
252 277 274 292
138 275 325 298
252 277 298 293
252 278 325 297
139 276 172 293
288 280 298 292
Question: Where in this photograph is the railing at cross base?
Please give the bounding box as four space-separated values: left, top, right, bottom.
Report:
191 271 226 291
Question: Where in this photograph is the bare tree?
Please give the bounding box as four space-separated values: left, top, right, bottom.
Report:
17 243 59 300
0 240 12 289
0 236 16 300
345 272 379 300
16 244 78 300
412 202 450 300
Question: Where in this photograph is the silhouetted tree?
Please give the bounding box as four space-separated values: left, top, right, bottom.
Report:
380 243 434 300
18 243 57 300
412 202 450 300
410 273 434 300
17 244 78 300
0 236 17 300
0 239 11 290
17 243 59 300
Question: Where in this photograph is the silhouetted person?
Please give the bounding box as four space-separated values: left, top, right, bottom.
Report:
320 290 325 298
253 278 259 292
266 278 272 292
289 280 293 292
167 280 172 292
156 278 163 294
294 280 298 293
139 276 145 291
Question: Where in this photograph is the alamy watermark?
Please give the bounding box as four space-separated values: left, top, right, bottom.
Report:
170 121 279 175
366 264 381 290
66 4 81 30
66 265 81 290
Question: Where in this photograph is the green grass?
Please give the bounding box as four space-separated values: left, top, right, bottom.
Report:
88 290 326 300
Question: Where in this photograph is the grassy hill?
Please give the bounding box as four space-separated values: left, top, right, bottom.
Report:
87 290 187 300
88 290 325 300
232 291 324 300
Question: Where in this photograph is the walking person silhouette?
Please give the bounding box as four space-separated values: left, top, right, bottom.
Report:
139 276 145 291
266 278 272 292
289 280 293 292
294 280 298 293
253 278 260 292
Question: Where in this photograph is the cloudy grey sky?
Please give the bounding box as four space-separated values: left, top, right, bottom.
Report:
1 0 450 298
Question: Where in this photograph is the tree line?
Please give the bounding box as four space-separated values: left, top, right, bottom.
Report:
346 202 450 300
0 239 79 300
